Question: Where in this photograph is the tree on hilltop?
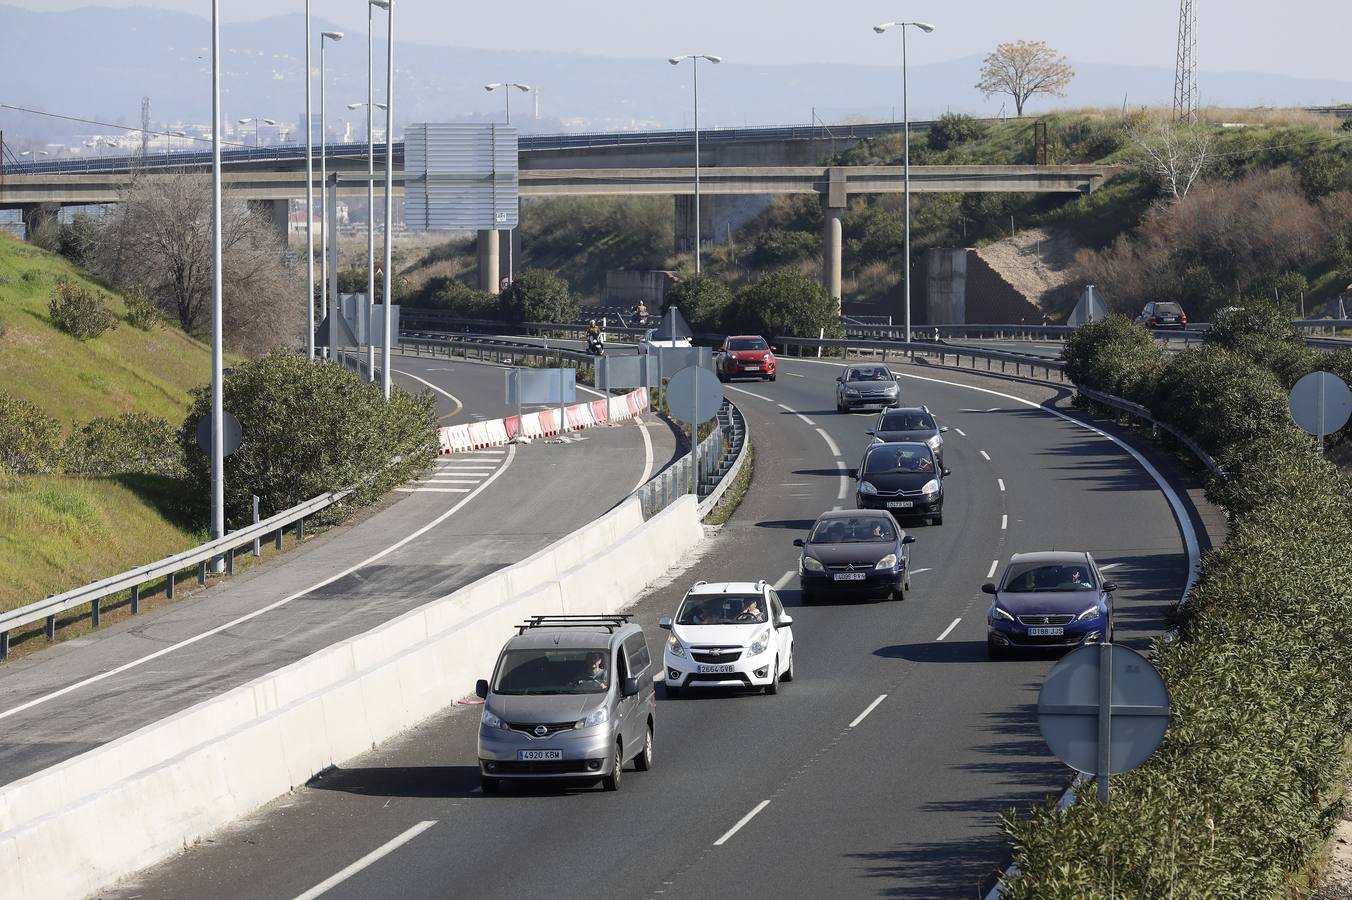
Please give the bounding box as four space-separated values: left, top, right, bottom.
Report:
975 40 1074 117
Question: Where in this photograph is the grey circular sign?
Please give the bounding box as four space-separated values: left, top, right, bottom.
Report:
666 365 723 424
1037 643 1170 777
1288 371 1352 439
196 412 243 457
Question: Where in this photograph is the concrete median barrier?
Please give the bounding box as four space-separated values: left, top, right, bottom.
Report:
0 494 701 900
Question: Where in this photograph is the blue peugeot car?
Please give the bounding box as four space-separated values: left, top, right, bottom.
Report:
984 551 1117 658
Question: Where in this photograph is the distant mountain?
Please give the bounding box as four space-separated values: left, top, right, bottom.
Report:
2 3 1349 144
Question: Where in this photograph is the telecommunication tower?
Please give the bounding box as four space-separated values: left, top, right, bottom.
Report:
1173 0 1198 123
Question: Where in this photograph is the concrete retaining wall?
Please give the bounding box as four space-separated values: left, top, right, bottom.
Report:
0 494 704 900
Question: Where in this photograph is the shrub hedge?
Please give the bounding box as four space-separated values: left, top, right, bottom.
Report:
1000 316 1352 897
47 278 117 340
62 413 184 478
0 392 63 474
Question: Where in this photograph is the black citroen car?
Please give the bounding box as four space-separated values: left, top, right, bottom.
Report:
853 441 950 526
795 509 916 602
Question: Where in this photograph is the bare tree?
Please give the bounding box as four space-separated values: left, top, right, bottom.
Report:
97 173 303 353
975 40 1075 117
1125 117 1214 200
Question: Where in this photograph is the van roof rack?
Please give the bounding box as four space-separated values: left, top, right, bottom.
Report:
517 614 633 635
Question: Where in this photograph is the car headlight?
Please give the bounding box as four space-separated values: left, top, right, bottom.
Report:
884 384 898 393
926 435 942 450
920 479 940 496
749 628 773 656
990 605 1015 623
576 706 609 729
802 555 824 573
844 388 860 397
481 708 507 730
666 632 687 657
875 553 898 570
859 480 878 495
1077 605 1104 622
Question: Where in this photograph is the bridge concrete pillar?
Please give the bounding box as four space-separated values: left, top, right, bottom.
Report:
822 207 844 304
20 204 58 242
248 199 291 248
477 228 501 295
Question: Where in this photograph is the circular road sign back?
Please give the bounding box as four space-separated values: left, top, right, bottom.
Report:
1288 371 1352 439
1037 643 1170 777
196 412 243 457
666 365 723 424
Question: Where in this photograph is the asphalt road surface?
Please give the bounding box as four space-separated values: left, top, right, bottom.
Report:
109 355 1202 900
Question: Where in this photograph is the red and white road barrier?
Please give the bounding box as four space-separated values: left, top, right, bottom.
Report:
437 387 649 455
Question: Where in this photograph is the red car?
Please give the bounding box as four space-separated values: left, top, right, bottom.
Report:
717 335 777 382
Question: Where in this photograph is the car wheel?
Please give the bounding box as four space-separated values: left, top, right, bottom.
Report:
717 372 727 383
767 374 776 382
780 650 795 682
479 775 501 794
800 589 815 605
601 740 624 791
764 657 780 695
987 637 1006 660
633 721 654 771
931 514 943 526
891 583 905 601
665 682 682 699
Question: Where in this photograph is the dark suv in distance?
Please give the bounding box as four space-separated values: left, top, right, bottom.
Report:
1134 301 1188 329
866 406 948 470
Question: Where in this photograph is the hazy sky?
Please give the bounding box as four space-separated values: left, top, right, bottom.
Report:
8 0 1347 80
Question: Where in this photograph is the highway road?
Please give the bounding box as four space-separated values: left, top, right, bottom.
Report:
109 354 1206 900
0 354 676 786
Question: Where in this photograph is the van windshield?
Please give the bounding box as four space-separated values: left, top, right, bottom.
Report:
492 648 610 695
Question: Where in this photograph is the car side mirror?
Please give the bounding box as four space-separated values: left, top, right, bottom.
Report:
848 469 858 480
939 426 949 433
770 345 780 352
902 534 916 544
775 613 794 628
864 430 875 436
1102 581 1118 593
793 538 805 548
981 582 997 595
658 615 673 630
621 677 641 698
475 679 489 699
943 468 952 477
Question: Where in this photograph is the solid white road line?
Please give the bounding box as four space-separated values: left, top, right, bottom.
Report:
632 418 656 495
777 404 816 426
390 368 463 418
577 384 607 399
773 569 796 590
911 567 933 575
1001 514 1008 530
714 800 772 847
726 385 773 402
849 694 888 728
954 427 967 437
997 478 1006 492
396 488 471 494
0 444 519 724
423 480 482 486
292 820 438 900
835 461 849 500
987 560 999 579
465 450 506 456
936 618 962 642
979 450 991 461
815 428 842 458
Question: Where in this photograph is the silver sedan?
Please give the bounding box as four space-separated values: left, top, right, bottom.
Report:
835 364 901 412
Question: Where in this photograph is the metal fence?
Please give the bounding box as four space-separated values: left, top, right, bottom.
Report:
636 399 747 520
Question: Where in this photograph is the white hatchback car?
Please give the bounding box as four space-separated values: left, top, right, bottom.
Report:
659 581 795 696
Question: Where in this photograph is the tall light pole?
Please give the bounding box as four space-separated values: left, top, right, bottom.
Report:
874 21 934 344
210 0 225 570
372 0 394 400
485 81 531 285
320 30 343 360
238 117 276 148
349 98 386 383
304 2 315 359
668 53 720 274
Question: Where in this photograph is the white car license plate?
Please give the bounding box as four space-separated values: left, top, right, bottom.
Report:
517 749 562 761
887 501 914 508
833 572 867 581
697 663 735 674
1027 626 1065 637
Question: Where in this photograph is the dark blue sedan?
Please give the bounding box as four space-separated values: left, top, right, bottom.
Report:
795 510 916 602
984 551 1117 658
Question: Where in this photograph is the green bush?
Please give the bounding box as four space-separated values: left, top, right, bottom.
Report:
750 228 818 267
1060 315 1165 403
0 391 62 474
723 268 844 339
57 213 101 268
499 269 577 324
415 277 501 319
177 351 437 527
123 287 161 331
664 274 733 333
927 112 989 151
47 278 117 340
62 413 184 478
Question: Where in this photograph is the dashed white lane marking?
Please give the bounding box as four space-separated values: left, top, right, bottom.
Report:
780 482 810 486
987 560 999 579
936 618 962 642
954 427 967 437
396 487 471 494
292 820 438 900
1099 563 1121 571
835 461 849 500
979 450 991 461
815 428 842 458
1001 514 1008 530
714 800 772 847
777 404 816 426
849 694 888 728
632 417 656 495
911 567 933 575
773 570 796 590
726 385 773 402
997 478 1006 492
784 372 805 378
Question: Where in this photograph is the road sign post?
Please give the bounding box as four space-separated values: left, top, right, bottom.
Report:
1288 371 1352 453
666 365 724 496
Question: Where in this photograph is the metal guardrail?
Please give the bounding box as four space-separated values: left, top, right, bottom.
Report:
1074 386 1225 482
771 335 1072 383
637 399 747 520
0 489 348 659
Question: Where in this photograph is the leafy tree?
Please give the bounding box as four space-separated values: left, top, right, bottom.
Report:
927 113 989 151
0 391 62 474
421 276 500 319
724 269 843 339
664 274 732 333
975 40 1074 117
751 228 818 267
498 269 576 324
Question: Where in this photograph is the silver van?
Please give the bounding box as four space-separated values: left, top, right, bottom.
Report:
475 614 656 793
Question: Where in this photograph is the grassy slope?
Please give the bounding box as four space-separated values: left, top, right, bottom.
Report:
0 234 216 612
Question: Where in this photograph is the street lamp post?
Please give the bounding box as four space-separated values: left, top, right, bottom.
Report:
238 117 276 148
668 54 721 274
320 30 343 361
873 20 934 345
304 2 315 359
371 0 394 400
210 0 225 571
484 81 531 286
349 98 386 383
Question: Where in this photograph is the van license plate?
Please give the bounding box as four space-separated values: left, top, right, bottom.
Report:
833 572 866 581
518 749 563 761
1027 626 1065 637
887 501 914 508
697 664 735 674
